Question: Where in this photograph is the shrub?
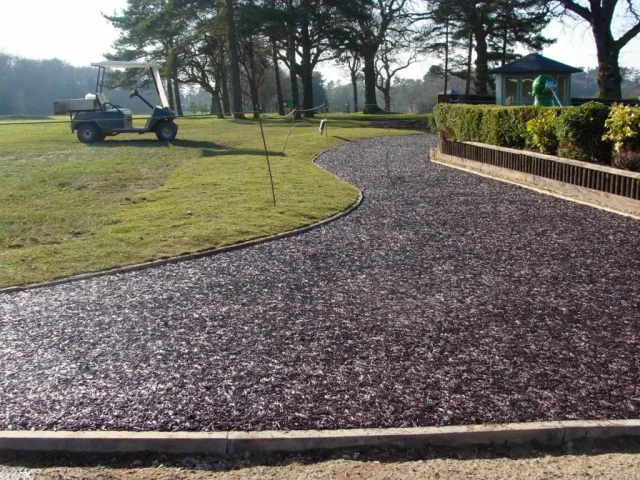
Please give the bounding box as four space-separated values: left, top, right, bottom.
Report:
611 150 640 171
433 104 545 148
555 102 612 164
526 109 559 154
603 104 640 171
434 103 619 166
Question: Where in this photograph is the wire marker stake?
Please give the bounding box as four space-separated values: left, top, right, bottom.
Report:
257 108 277 207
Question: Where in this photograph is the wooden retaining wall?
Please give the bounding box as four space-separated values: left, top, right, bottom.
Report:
433 137 640 218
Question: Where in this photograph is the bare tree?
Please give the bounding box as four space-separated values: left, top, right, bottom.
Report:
555 0 640 99
375 36 418 111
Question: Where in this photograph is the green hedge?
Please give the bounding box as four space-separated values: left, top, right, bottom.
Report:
433 102 614 165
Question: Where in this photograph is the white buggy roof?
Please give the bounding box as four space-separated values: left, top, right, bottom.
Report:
91 61 163 69
90 61 170 110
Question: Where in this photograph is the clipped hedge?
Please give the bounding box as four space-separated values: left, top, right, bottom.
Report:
433 104 546 149
433 102 614 166
555 102 612 164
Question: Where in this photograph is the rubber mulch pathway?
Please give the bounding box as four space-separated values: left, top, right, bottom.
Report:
1 135 639 431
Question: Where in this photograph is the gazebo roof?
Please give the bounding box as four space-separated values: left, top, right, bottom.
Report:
489 53 582 74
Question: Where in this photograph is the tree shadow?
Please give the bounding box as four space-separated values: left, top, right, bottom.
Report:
92 139 223 149
201 148 285 158
89 138 285 158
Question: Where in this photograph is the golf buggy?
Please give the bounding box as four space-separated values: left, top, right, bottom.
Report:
53 61 178 143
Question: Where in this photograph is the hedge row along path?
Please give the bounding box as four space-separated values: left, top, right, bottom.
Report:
1 135 639 432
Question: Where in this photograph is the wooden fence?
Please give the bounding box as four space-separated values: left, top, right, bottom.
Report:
439 137 640 201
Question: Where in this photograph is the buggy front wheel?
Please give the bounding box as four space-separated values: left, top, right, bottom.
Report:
155 121 178 141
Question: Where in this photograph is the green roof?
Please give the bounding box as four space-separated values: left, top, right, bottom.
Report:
489 54 582 74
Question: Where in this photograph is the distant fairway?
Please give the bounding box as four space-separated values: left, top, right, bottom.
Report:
0 115 422 288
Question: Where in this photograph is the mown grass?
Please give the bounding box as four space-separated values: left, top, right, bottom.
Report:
0 115 423 287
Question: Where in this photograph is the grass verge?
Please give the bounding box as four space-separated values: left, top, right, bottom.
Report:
0 116 421 287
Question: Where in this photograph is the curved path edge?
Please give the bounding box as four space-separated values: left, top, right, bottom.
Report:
1 420 639 455
0 149 364 295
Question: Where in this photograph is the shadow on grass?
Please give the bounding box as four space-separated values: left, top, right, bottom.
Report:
201 148 285 158
92 139 221 149
89 138 285 158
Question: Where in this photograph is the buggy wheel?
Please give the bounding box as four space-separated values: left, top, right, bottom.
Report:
155 121 178 141
76 123 101 144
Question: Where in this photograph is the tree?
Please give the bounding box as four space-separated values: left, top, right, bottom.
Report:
330 0 414 113
339 53 362 112
555 0 640 99
420 0 553 95
225 0 246 119
375 32 418 110
105 0 189 115
491 0 554 66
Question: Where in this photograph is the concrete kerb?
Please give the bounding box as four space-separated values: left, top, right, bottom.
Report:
0 148 364 295
1 421 640 455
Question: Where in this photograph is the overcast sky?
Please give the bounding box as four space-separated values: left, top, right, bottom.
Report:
2 0 639 83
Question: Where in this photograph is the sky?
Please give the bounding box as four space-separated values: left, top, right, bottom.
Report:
1 0 640 84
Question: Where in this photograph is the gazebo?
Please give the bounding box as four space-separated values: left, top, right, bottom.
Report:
490 53 582 106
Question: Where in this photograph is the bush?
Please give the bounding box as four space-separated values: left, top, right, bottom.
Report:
555 102 612 164
611 150 640 171
526 109 559 154
434 102 623 168
603 104 640 171
433 104 545 148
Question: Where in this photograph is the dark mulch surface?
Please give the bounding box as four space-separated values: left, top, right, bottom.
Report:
1 135 639 432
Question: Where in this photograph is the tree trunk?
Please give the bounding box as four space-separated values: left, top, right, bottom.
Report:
444 22 449 94
220 72 231 115
465 33 473 95
245 37 260 119
301 52 314 118
225 0 245 119
350 70 359 113
210 91 224 119
167 77 175 111
300 18 314 118
473 31 489 95
383 90 391 111
593 21 623 99
211 85 224 119
271 38 285 115
287 32 301 119
362 51 380 114
173 77 183 116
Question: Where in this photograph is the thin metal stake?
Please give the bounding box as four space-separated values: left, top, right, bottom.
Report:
257 110 277 207
282 108 298 153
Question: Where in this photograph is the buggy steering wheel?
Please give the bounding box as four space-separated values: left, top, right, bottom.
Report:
129 86 140 98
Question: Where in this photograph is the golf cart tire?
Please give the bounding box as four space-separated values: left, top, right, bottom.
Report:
77 123 101 144
155 121 178 141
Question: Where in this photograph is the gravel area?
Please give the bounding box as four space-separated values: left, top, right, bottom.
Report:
1 135 639 431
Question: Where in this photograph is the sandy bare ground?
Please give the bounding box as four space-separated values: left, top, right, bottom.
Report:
3 442 640 480
0 453 638 479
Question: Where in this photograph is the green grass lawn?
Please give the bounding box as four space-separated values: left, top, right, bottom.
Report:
0 115 424 288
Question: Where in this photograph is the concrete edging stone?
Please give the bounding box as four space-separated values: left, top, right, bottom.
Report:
1 421 639 455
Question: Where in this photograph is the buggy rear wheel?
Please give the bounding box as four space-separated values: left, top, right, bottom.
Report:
155 121 178 141
77 123 101 144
